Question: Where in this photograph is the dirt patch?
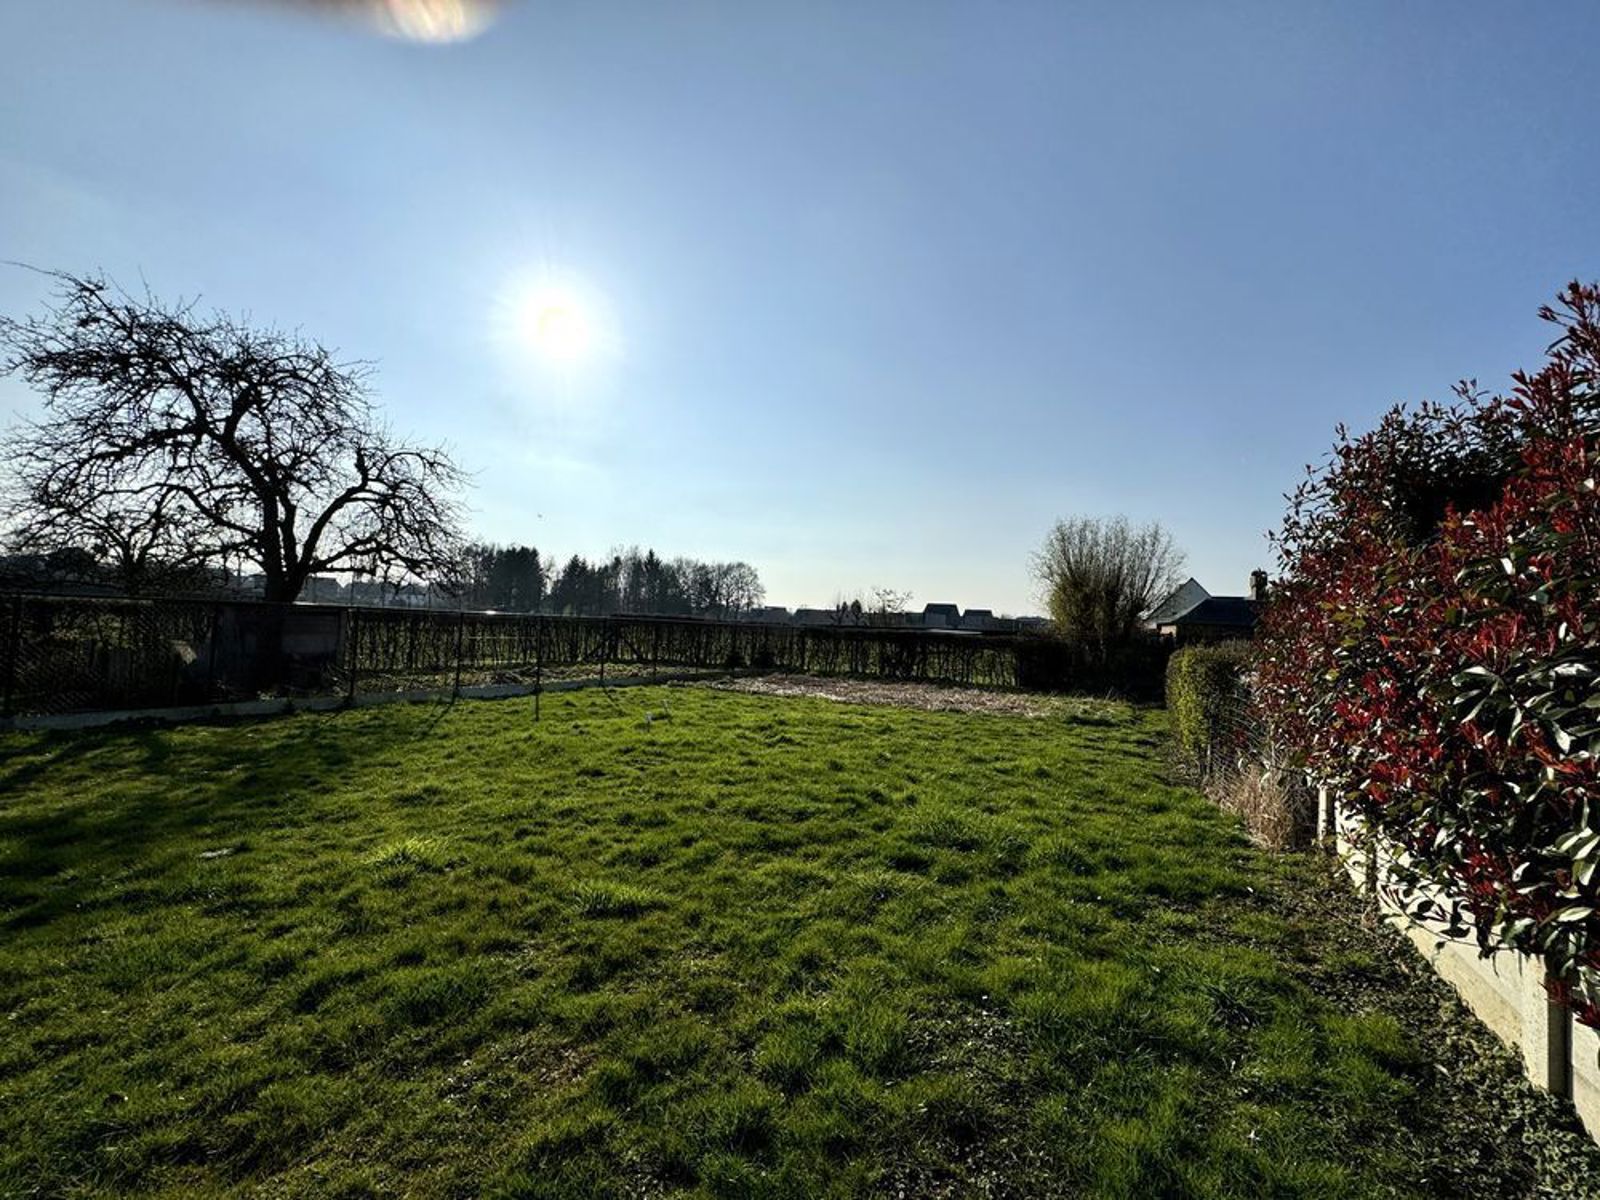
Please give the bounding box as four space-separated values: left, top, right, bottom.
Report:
705 673 1111 720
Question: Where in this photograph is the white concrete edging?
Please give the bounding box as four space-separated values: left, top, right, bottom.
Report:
1320 786 1600 1139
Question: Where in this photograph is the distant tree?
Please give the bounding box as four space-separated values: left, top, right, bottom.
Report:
829 596 865 626
599 554 624 614
542 547 762 617
0 271 466 603
457 542 544 610
496 545 544 611
457 543 493 608
639 549 689 614
1 460 217 596
0 544 103 592
720 561 765 616
868 586 913 626
1032 516 1183 657
870 586 912 612
548 554 592 614
676 558 716 615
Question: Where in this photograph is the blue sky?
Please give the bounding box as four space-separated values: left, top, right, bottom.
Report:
2 1 1596 613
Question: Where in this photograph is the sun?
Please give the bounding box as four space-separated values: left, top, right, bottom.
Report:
517 287 596 365
495 271 615 377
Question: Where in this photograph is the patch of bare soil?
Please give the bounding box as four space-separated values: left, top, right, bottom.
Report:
706 673 1091 718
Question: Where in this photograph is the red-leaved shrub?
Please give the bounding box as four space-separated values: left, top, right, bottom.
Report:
1258 283 1600 1020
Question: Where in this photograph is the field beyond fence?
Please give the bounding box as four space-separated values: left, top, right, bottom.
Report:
0 593 1171 720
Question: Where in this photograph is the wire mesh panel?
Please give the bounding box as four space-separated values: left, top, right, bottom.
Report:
3 594 221 715
1 593 1054 719
1188 668 1317 848
339 608 465 694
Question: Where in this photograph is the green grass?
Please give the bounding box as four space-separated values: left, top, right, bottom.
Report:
0 687 1589 1197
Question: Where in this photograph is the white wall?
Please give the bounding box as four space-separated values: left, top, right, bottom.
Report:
1323 790 1600 1140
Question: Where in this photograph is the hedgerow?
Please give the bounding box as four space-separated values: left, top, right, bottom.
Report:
1257 282 1600 1019
1167 642 1317 848
1166 642 1256 771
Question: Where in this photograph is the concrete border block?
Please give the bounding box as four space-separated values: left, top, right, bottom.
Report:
1332 793 1595 1144
1572 1020 1600 1136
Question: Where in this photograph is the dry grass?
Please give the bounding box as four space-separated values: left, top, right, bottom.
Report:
1208 765 1319 851
709 673 1119 720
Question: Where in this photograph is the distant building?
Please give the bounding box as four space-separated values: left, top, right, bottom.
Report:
743 606 793 624
866 610 923 629
395 583 435 608
1150 571 1267 642
347 580 394 607
222 571 267 598
300 575 346 604
0 552 119 596
1143 577 1210 628
777 601 1046 633
959 608 1005 632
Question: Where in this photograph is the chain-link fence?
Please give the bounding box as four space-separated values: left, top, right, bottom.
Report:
1168 646 1316 848
2 593 223 716
1 593 1168 721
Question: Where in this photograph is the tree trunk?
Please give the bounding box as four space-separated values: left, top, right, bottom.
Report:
251 567 296 693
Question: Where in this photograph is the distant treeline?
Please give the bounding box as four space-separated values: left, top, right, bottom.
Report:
0 541 766 619
459 543 764 618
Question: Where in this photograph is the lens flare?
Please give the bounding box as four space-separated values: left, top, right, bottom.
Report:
369 0 499 42
227 0 505 44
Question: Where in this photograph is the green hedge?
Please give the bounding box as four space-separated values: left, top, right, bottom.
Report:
1166 641 1255 769
1013 634 1171 700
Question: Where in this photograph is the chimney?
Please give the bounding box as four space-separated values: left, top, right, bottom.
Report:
1249 569 1269 602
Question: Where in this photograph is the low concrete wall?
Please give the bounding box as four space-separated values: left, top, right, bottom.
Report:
1322 788 1600 1140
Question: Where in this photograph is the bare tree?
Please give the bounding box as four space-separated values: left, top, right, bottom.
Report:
868 586 913 626
1032 516 1183 656
0 271 466 602
0 454 215 595
830 597 867 626
721 561 765 616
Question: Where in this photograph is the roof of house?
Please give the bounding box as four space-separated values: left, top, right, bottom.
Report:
1163 596 1260 628
1145 577 1210 625
923 603 960 617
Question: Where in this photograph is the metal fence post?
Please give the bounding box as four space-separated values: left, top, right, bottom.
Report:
452 609 466 699
533 614 543 722
2 595 21 719
347 606 360 702
204 603 221 701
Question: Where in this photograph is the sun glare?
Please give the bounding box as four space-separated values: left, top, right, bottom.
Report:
499 275 612 372
521 295 595 364
494 271 615 379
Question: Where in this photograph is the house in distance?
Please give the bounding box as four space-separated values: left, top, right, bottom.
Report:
1145 571 1267 642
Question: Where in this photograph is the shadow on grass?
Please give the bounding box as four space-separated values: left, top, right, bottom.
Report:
0 699 477 932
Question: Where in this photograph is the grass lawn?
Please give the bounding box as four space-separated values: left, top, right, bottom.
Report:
2 686 1597 1198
